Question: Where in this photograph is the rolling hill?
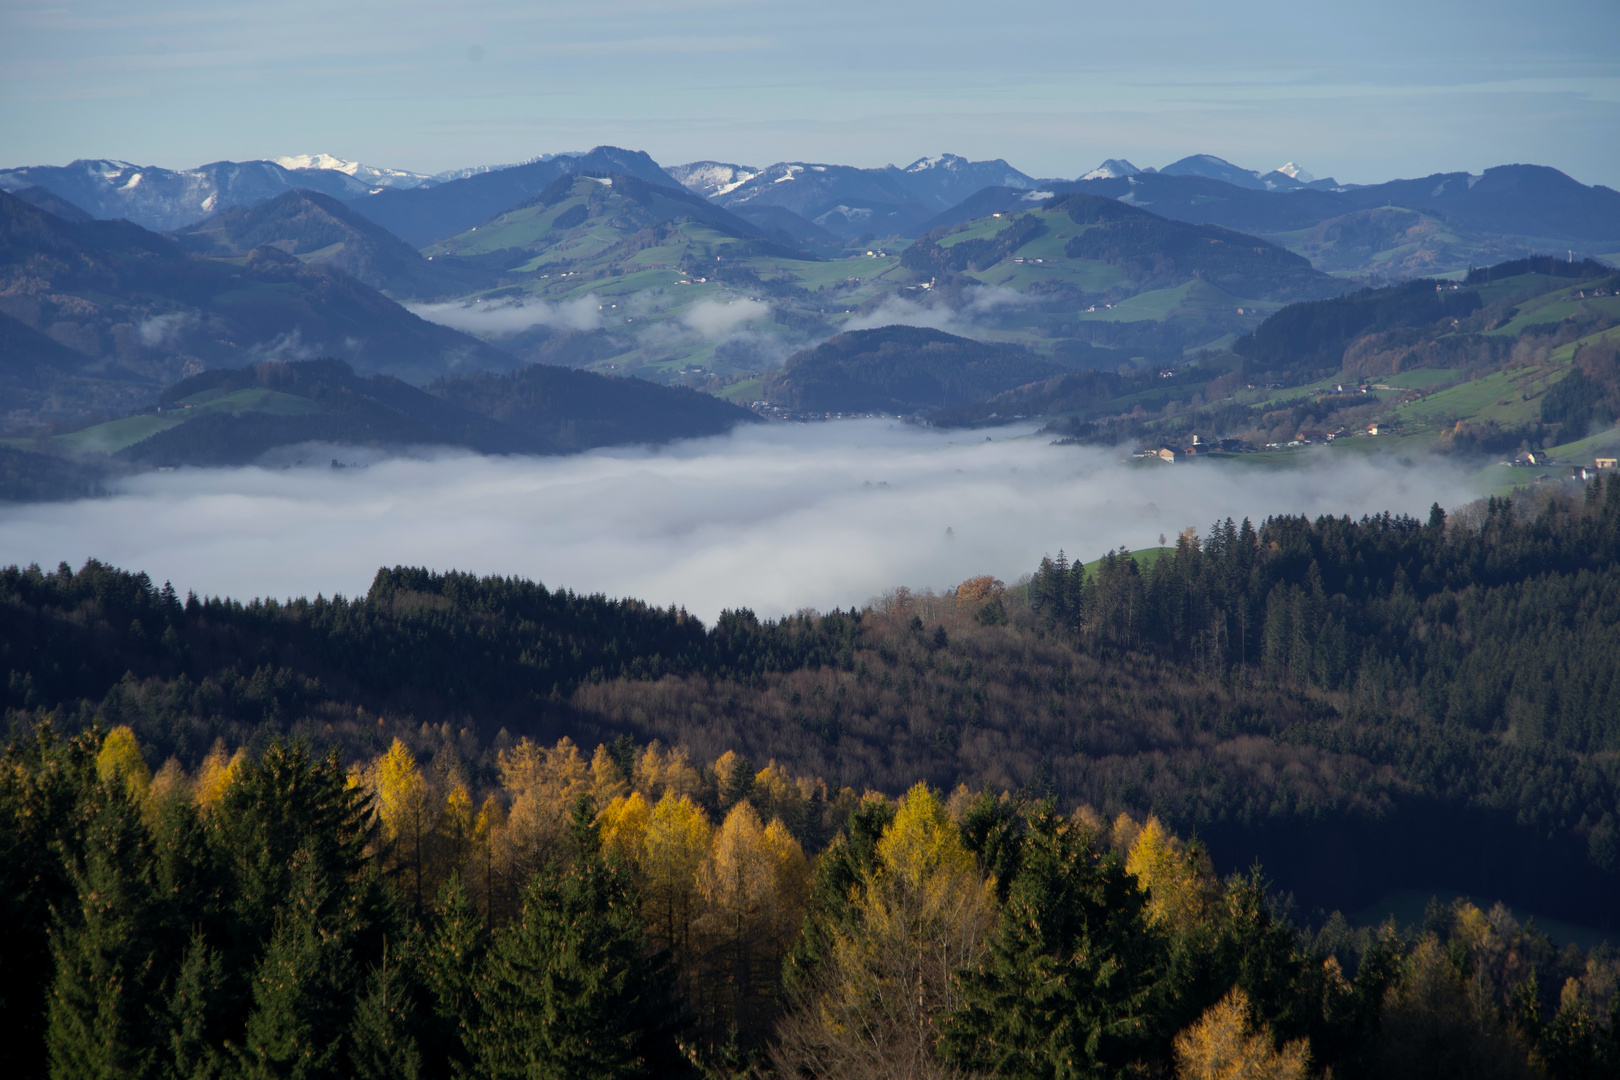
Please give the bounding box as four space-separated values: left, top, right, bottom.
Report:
760 325 1062 413
0 189 515 431
345 146 680 247
170 189 476 300
27 356 757 472
989 255 1620 473
406 179 1354 386
1070 164 1620 275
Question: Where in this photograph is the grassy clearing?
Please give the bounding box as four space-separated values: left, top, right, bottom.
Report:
52 390 322 454
716 378 763 403
935 216 1017 248
1547 423 1620 462
1381 369 1461 389
1395 367 1551 428
1484 291 1620 337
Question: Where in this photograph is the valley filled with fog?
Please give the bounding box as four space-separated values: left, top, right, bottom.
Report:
0 422 1485 618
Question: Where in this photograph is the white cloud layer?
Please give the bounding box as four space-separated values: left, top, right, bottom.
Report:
843 285 1029 336
683 297 769 338
0 421 1486 623
409 296 603 335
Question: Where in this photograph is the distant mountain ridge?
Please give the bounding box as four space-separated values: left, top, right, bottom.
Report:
0 189 513 431
344 146 682 247
271 154 435 191
1071 164 1620 257
170 189 474 300
687 153 1048 241
0 158 373 231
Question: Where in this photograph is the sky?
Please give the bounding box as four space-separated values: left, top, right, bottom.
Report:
2 0 1618 185
0 422 1486 619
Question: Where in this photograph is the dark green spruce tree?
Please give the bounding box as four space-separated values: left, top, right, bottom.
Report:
419 876 488 1079
474 797 690 1080
237 846 361 1080
347 939 423 1080
940 802 1165 1079
0 723 97 1077
45 771 171 1080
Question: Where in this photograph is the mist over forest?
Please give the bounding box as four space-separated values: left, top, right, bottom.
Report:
5 0 1620 1072
0 421 1483 620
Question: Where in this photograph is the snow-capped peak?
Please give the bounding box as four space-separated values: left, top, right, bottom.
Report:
1274 161 1315 184
903 154 968 173
275 153 355 173
274 153 432 188
666 161 759 199
1081 158 1142 181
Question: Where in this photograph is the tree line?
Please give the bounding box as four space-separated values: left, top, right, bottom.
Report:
5 722 1616 1079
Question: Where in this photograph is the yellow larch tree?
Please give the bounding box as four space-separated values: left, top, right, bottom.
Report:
497 736 590 881
193 743 247 814
96 726 150 800
772 781 994 1080
142 757 192 828
373 738 439 910
712 749 752 811
633 741 702 802
695 801 806 1035
1126 814 1217 934
753 760 814 839
469 793 508 920
1173 986 1308 1080
591 742 629 805
598 789 653 864
642 792 712 965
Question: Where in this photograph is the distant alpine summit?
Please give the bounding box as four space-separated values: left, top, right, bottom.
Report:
272 154 434 191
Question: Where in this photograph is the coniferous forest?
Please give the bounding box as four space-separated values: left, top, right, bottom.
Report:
8 478 1620 1077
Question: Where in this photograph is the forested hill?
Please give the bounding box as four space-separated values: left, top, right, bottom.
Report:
9 482 1620 1076
10 478 1620 923
762 325 1062 413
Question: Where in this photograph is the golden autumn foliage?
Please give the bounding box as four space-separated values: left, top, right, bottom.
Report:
193 743 247 813
1125 814 1218 933
878 781 977 889
592 743 629 805
641 792 713 958
96 726 150 798
634 741 702 802
713 749 751 809
773 783 994 1080
696 801 811 1031
955 575 1005 611
498 736 590 878
599 790 653 862
1173 987 1309 1080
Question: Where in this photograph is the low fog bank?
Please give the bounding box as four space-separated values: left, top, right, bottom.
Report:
0 423 1486 622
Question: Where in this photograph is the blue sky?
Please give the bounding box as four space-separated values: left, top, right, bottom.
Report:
3 0 1617 185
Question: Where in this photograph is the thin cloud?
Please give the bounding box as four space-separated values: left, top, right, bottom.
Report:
0 422 1486 623
683 297 769 338
842 286 1027 335
410 296 603 335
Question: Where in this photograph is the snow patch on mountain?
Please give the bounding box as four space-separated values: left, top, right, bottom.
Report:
273 153 433 190
1080 158 1142 181
666 161 760 199
1274 161 1315 184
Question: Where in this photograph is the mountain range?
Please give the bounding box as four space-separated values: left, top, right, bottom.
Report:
6 147 1617 273
4 137 1618 489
